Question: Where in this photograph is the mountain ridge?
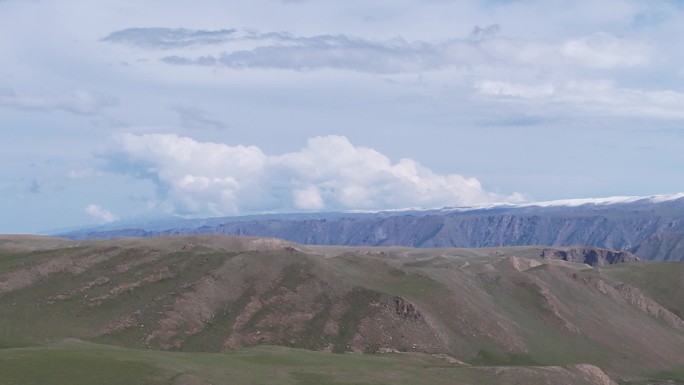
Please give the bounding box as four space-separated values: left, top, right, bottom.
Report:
60 194 684 261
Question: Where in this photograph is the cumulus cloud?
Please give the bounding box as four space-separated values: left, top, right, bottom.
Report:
0 88 117 115
85 204 118 223
293 185 324 210
102 28 237 49
102 133 519 216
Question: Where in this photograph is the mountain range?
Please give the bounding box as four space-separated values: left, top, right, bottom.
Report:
62 193 684 261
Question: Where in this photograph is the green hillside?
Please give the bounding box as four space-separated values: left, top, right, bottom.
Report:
0 235 683 384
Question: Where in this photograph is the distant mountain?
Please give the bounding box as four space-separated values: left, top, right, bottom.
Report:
60 193 684 261
631 232 684 261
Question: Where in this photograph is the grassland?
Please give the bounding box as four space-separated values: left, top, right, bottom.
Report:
0 340 636 385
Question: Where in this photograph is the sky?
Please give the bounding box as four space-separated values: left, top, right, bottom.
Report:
2 0 684 233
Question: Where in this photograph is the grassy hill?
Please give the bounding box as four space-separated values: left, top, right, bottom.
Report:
0 235 683 384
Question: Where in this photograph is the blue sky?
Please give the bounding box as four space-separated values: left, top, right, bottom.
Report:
2 0 684 233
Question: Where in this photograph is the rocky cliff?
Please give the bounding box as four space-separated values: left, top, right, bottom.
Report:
630 232 684 261
540 247 639 267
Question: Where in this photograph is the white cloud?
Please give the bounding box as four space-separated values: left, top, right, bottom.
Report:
104 133 520 216
125 28 652 76
67 169 103 179
479 32 650 71
0 88 117 115
476 81 555 99
4 0 684 234
293 185 324 210
476 78 684 119
560 33 650 69
85 204 118 223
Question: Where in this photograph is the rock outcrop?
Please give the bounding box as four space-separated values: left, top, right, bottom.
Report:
540 247 638 267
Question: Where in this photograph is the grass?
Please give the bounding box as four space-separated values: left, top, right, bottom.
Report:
618 367 684 384
0 342 445 385
333 288 380 353
471 350 540 366
603 262 684 319
0 249 233 349
1 236 683 384
0 341 628 385
0 343 166 385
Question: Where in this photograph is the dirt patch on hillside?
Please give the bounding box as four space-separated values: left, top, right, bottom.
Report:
89 266 176 307
0 247 121 296
49 276 111 302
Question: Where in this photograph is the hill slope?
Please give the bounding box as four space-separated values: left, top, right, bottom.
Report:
1 235 683 383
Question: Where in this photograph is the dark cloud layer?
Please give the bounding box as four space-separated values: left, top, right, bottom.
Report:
162 34 453 73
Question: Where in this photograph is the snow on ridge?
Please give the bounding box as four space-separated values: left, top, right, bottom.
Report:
525 192 684 208
525 195 644 207
434 192 684 213
325 192 684 215
649 192 684 203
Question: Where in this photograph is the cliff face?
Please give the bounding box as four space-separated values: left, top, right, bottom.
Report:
540 247 639 267
630 232 684 261
62 199 684 261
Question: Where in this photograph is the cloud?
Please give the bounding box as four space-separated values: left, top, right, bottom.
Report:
162 33 446 73
168 104 228 130
85 204 118 223
476 79 684 119
102 133 520 216
0 88 118 115
476 81 555 99
468 24 501 41
66 169 103 180
293 185 324 210
150 27 654 76
560 32 650 69
479 32 651 71
102 28 237 49
29 179 41 194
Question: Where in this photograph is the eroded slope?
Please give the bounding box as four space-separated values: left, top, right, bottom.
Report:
0 235 682 382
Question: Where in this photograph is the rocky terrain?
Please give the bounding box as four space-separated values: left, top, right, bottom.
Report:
631 232 684 261
540 247 639 266
0 235 682 384
61 196 684 261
